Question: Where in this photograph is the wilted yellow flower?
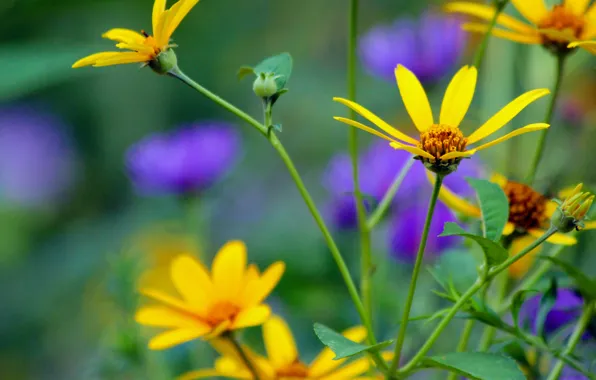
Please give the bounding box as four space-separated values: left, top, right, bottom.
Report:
434 173 596 277
180 315 383 380
334 65 549 175
135 240 285 350
72 0 200 70
446 0 596 55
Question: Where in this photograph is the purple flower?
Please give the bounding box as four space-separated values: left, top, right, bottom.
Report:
561 366 589 380
519 288 587 338
0 106 76 208
388 201 460 262
359 12 466 83
126 122 241 195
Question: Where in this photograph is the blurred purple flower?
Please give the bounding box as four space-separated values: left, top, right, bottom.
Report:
561 366 589 380
389 201 460 262
0 106 76 207
126 122 241 195
519 288 588 338
359 12 466 83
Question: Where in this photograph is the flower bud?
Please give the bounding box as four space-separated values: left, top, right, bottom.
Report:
252 73 279 98
551 183 594 232
149 49 178 75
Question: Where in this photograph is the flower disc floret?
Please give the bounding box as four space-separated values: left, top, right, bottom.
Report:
503 181 548 231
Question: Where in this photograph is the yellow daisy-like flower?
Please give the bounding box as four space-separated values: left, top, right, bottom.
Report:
445 0 596 55
135 240 285 350
333 65 550 175
435 173 596 277
180 315 384 380
72 0 199 70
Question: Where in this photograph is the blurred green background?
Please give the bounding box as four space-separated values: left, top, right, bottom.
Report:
2 0 596 379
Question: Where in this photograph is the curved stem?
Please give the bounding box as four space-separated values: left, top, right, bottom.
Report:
546 301 594 380
367 159 415 230
471 0 509 69
227 334 261 380
396 227 557 376
525 53 566 185
387 174 444 376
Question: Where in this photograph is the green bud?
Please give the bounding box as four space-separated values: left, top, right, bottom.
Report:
253 73 279 98
149 49 178 75
550 183 594 232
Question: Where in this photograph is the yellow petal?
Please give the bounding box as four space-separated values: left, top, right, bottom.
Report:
72 52 122 68
583 220 596 229
213 357 253 379
177 369 227 380
318 357 370 380
153 0 167 35
565 0 591 15
467 89 550 144
394 64 434 132
264 315 299 369
462 23 542 44
209 339 275 378
511 0 548 25
489 173 508 188
139 288 193 313
135 306 204 328
472 123 550 152
539 28 576 43
239 261 285 307
102 28 147 44
440 66 477 127
509 234 542 279
444 2 536 33
440 149 477 160
232 305 271 329
115 42 156 55
333 117 396 143
503 222 515 235
171 254 213 314
212 240 247 300
309 326 367 377
148 327 210 350
161 0 200 45
528 229 578 245
92 52 151 67
427 171 481 217
569 40 596 54
545 200 558 218
203 320 232 340
332 99 419 145
389 141 435 160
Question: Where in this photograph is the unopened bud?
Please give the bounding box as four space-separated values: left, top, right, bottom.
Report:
551 183 594 232
149 49 178 75
253 73 279 98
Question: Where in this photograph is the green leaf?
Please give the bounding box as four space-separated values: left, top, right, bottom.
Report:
253 52 293 89
467 178 509 241
313 323 392 360
237 66 255 80
440 223 508 267
540 256 596 299
536 277 558 341
430 250 479 294
510 289 539 330
422 352 526 380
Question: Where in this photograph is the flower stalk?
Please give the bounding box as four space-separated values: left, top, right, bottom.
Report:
471 0 510 70
226 333 261 380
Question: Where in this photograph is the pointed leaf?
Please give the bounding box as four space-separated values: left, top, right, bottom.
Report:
536 277 558 341
510 289 539 330
237 66 255 80
440 223 508 267
422 352 526 380
540 256 596 299
313 323 392 360
467 178 509 241
253 53 293 89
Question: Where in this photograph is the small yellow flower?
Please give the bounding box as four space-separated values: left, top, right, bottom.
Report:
72 0 199 69
333 65 550 175
180 315 384 380
434 173 596 277
551 183 595 232
135 240 285 350
446 0 596 55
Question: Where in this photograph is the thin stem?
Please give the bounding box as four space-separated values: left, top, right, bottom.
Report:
367 159 415 230
227 334 260 380
396 227 557 376
546 302 594 380
472 0 509 69
387 174 444 376
446 320 476 380
526 53 566 185
478 274 509 350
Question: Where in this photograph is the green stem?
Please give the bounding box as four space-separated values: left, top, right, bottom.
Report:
367 159 415 230
346 0 373 325
168 67 387 371
471 0 509 69
546 301 594 380
478 273 509 350
387 174 444 376
396 227 557 376
525 53 566 185
227 334 260 380
446 320 476 380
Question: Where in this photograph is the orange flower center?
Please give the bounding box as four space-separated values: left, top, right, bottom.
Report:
276 360 310 378
204 302 240 327
418 124 467 162
538 5 585 43
503 181 548 231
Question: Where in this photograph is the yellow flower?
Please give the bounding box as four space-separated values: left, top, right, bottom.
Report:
72 0 199 69
434 173 596 277
445 0 596 55
333 65 550 175
180 315 385 380
135 240 285 350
